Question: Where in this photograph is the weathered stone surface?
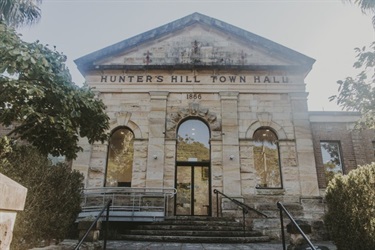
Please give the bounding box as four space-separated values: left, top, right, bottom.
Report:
0 174 27 211
0 174 27 250
287 220 311 234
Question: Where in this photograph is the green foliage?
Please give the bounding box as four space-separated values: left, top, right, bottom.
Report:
330 42 375 129
0 22 110 159
0 0 41 28
0 136 12 166
176 135 209 161
0 145 84 249
324 163 375 250
343 0 375 27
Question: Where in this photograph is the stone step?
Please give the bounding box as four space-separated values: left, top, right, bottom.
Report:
165 216 236 221
144 219 244 226
129 229 263 237
120 234 271 243
137 224 245 231
119 215 271 243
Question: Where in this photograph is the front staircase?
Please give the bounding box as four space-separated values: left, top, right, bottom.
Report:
119 216 270 243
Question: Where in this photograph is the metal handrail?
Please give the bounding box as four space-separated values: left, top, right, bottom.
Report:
213 189 267 230
277 201 316 250
74 199 112 250
80 187 177 220
83 187 177 197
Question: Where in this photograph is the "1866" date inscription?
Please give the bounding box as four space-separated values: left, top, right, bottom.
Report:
186 93 202 99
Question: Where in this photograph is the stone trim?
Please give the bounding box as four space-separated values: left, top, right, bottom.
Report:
165 102 221 139
245 113 288 140
110 111 142 139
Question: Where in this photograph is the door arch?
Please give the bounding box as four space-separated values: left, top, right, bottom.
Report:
175 118 211 216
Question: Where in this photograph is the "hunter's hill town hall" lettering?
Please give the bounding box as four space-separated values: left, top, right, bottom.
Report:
99 75 290 84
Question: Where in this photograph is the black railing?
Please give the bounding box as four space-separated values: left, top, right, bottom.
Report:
213 189 268 230
277 201 316 250
74 199 112 250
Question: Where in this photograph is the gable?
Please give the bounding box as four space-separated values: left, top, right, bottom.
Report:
75 13 315 75
97 24 292 67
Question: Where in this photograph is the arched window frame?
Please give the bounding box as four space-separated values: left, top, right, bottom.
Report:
253 127 283 189
176 117 211 162
105 126 134 187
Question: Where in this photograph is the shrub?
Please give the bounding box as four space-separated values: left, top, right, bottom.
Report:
0 145 83 249
324 163 375 250
0 136 12 166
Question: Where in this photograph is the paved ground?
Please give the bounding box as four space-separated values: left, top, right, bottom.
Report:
31 240 337 250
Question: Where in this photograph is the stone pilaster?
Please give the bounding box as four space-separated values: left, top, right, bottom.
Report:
239 139 256 195
87 142 108 188
164 139 177 187
210 139 223 216
71 137 92 188
132 139 148 187
278 140 299 195
290 93 319 196
220 91 241 196
146 91 169 187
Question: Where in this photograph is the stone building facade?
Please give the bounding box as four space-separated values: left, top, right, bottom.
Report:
71 13 375 238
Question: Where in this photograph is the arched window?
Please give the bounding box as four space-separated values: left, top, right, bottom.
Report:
106 127 134 187
253 128 282 188
177 119 210 161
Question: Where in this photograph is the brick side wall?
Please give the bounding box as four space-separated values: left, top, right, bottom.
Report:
311 122 375 188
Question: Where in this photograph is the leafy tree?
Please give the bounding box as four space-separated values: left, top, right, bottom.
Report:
0 22 110 159
0 145 84 249
344 0 375 27
0 2 94 248
330 42 375 129
331 1 375 127
324 163 375 250
0 0 41 27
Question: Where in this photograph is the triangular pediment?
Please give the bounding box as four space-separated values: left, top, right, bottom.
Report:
75 13 314 74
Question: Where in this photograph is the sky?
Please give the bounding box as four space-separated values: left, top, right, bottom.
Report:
18 0 375 111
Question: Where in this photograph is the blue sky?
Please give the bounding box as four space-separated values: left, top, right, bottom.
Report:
19 0 375 111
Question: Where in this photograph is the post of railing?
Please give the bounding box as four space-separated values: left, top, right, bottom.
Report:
164 194 168 217
103 199 112 250
75 199 112 250
277 201 316 250
214 189 219 217
278 202 286 250
242 208 246 232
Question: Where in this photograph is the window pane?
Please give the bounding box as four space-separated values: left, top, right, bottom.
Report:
177 119 209 161
253 128 281 188
320 141 343 185
106 128 134 187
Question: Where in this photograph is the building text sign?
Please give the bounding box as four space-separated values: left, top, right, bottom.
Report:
98 74 290 84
